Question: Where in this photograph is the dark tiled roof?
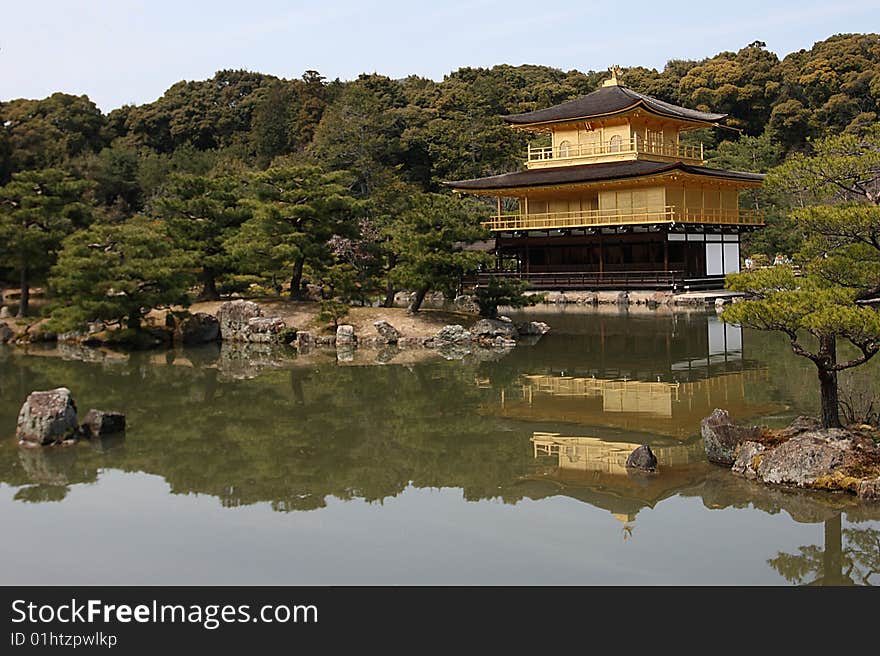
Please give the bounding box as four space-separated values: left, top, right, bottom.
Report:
503 85 726 126
444 161 763 191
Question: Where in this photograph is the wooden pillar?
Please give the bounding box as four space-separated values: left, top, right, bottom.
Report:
496 196 501 218
525 240 530 274
598 239 604 274
663 238 669 272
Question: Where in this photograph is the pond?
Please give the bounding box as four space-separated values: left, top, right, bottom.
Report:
1 306 878 585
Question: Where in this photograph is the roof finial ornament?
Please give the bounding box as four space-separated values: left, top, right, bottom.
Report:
602 65 622 88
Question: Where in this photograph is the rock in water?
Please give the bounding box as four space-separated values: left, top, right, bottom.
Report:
731 441 767 479
245 317 287 343
216 300 263 341
0 306 10 318
336 324 356 346
756 430 851 487
179 312 220 345
16 388 79 446
80 410 126 438
700 408 763 466
516 321 551 336
434 325 472 344
625 445 658 472
0 321 13 344
373 320 401 344
294 330 313 352
471 319 519 340
858 478 880 501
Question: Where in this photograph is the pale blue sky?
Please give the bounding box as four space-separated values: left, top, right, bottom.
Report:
1 0 877 111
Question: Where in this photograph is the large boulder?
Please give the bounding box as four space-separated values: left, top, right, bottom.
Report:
373 320 401 344
773 415 823 440
625 445 658 472
756 430 852 487
336 324 356 346
434 325 472 344
16 388 79 446
700 409 763 466
294 330 313 352
246 317 287 343
731 441 767 479
0 322 13 344
179 312 220 345
216 300 263 341
516 321 551 336
471 318 519 340
858 478 880 501
80 410 126 438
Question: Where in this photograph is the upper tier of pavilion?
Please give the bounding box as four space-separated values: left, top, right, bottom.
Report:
498 70 730 169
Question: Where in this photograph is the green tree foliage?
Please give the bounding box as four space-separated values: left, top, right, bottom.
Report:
49 216 194 331
724 269 880 428
707 133 796 259
226 165 360 298
386 192 489 313
135 144 223 201
74 140 143 210
0 169 93 316
0 93 107 178
474 277 541 318
250 71 329 167
150 173 250 299
309 74 409 195
110 70 281 152
678 41 782 136
723 126 880 428
774 34 880 142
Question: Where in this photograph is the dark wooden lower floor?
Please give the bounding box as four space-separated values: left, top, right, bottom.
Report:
495 232 710 277
461 270 726 291
460 230 745 291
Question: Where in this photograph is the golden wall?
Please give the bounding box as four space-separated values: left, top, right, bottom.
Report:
599 186 665 213
550 118 680 152
666 184 739 214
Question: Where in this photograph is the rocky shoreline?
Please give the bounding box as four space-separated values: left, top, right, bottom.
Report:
0 299 551 354
700 409 880 501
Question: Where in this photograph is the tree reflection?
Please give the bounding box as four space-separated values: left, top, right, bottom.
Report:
768 515 880 586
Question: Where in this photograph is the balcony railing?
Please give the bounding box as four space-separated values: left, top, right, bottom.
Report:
483 206 764 231
527 137 704 164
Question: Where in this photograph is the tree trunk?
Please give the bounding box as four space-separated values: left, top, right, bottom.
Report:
127 313 141 332
822 515 845 585
382 282 396 308
17 265 29 318
290 257 305 300
407 286 429 315
198 270 220 301
818 334 841 429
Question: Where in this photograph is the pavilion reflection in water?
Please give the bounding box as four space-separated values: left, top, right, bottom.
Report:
486 313 789 532
527 432 709 531
487 316 784 438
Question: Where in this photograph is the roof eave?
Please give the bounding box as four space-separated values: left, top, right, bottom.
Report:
443 164 763 194
502 99 726 129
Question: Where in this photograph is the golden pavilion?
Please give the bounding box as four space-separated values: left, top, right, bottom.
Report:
446 67 764 290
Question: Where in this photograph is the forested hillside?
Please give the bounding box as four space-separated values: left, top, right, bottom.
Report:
1 34 878 324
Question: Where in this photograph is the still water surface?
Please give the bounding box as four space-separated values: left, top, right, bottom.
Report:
1 307 878 585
